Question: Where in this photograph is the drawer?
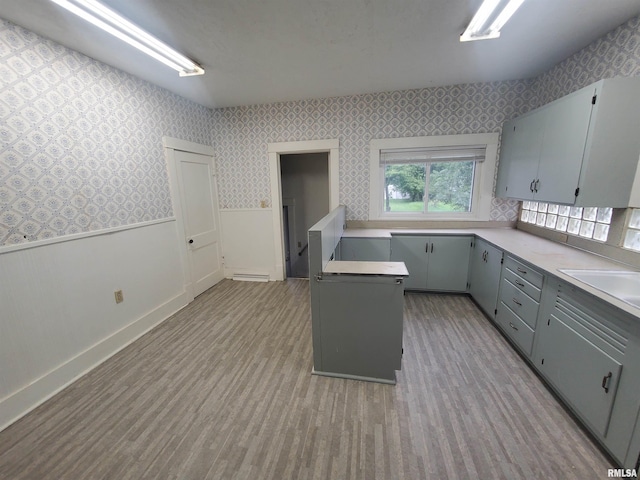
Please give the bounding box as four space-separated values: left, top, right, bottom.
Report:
495 302 536 356
504 256 544 289
499 278 540 329
502 266 542 302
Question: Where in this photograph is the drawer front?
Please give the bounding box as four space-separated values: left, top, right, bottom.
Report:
502 266 542 302
499 278 540 329
495 302 536 356
504 256 543 289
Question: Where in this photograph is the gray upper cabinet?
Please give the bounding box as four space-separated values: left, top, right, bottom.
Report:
468 238 503 319
496 77 640 207
390 235 472 292
496 114 544 201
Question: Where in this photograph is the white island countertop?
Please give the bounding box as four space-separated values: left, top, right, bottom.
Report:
324 260 409 276
342 227 640 319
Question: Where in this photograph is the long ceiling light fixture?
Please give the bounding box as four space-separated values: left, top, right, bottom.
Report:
460 0 526 42
50 0 204 76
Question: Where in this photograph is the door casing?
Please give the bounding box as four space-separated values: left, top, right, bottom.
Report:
268 139 339 281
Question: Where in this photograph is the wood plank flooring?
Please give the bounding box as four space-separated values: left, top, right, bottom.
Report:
0 279 614 479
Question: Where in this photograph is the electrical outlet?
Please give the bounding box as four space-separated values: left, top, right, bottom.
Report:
114 290 124 304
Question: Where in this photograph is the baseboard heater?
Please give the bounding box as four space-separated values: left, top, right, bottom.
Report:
232 273 270 282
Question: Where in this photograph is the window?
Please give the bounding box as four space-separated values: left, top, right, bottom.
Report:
623 208 640 252
520 202 612 242
369 134 499 220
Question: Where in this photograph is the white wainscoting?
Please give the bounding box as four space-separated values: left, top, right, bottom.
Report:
0 220 189 431
220 209 279 280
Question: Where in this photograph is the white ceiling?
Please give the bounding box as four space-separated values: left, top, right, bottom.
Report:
2 0 640 109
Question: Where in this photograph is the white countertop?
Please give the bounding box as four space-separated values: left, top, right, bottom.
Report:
324 261 409 276
342 227 640 319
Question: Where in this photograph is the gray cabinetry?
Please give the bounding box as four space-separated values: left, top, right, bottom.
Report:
468 238 503 319
495 256 544 357
496 77 640 207
534 279 640 467
317 274 404 383
391 235 472 291
340 237 390 261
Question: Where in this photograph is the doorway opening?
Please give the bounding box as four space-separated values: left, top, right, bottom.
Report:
280 153 329 278
268 139 339 281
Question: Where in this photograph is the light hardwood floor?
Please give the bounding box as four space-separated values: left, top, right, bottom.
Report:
0 279 614 479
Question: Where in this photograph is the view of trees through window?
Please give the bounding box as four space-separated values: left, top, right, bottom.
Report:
383 161 475 213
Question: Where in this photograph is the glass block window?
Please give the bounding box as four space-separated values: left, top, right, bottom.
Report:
520 201 612 242
623 208 640 252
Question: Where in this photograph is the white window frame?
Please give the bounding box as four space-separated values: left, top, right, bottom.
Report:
368 133 499 221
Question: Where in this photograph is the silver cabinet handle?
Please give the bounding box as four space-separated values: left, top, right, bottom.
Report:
534 179 540 192
530 180 535 192
431 243 434 253
517 267 527 275
602 371 612 393
509 322 519 331
512 298 522 307
425 242 429 253
515 280 525 288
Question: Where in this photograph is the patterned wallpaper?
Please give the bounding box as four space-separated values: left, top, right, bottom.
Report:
530 16 640 106
213 83 530 221
4 12 640 245
0 19 214 246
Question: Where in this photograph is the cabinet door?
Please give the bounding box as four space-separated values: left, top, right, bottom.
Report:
390 236 428 290
469 239 503 318
340 237 390 261
318 274 404 381
500 113 544 200
537 313 622 437
427 236 471 291
535 87 595 204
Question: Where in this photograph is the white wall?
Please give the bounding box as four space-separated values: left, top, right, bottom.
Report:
219 209 277 280
0 220 189 430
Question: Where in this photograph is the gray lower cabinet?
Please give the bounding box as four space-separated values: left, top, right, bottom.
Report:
534 279 640 467
315 274 404 383
340 237 390 261
390 235 472 291
468 238 503 318
494 256 544 357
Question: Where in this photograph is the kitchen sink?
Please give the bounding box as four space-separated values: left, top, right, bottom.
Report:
559 269 640 310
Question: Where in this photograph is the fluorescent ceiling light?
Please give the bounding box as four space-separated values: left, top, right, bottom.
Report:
50 0 204 76
460 0 526 42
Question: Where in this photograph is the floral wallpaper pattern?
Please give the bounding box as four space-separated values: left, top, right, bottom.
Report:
530 16 640 106
3 13 640 245
0 20 214 246
213 82 531 221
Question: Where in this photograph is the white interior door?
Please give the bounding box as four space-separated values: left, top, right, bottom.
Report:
175 149 224 297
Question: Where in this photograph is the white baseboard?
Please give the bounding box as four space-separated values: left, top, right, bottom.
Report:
0 291 189 433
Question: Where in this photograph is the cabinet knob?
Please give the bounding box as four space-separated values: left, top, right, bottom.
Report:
188 239 194 244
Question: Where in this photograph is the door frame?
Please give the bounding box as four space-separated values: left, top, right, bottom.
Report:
163 136 220 302
268 139 339 281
